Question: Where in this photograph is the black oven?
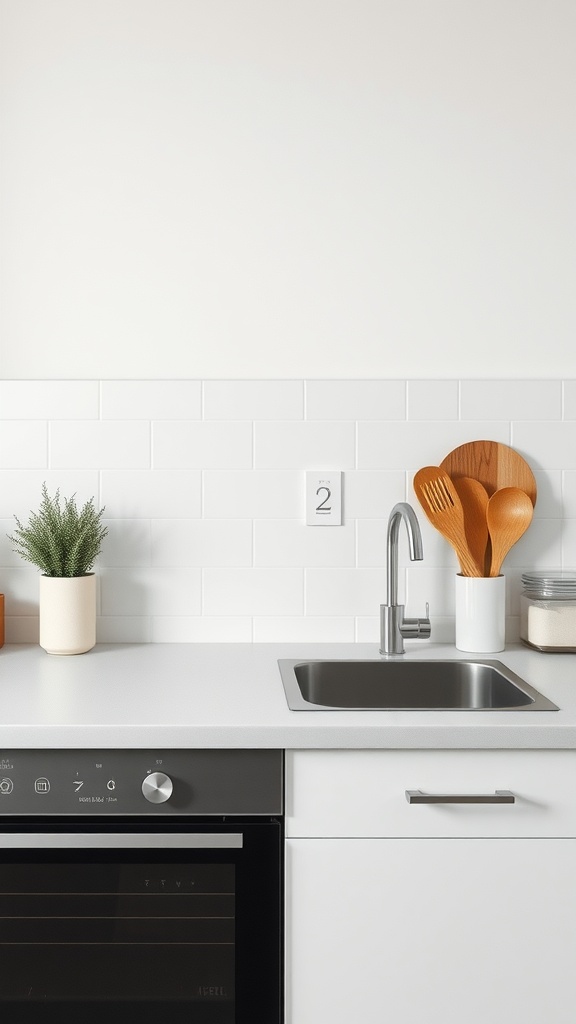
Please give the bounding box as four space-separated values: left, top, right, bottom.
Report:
0 749 283 1024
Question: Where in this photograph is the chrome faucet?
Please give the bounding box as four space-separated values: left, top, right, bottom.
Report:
380 502 431 656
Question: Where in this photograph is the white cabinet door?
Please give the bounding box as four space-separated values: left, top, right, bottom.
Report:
286 837 576 1024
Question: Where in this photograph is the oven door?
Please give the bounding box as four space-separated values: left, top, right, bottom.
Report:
0 817 282 1024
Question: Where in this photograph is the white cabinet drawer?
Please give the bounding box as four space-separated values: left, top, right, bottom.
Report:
285 749 576 838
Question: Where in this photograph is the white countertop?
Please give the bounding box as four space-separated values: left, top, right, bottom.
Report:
0 641 575 749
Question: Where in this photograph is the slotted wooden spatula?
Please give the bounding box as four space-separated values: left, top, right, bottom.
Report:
414 466 483 577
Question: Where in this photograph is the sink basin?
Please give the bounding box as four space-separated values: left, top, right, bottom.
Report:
278 659 558 711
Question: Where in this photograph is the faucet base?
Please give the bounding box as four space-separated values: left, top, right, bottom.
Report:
380 604 406 657
380 603 432 657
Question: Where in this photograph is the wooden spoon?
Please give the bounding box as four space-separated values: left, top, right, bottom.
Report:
486 487 533 577
452 476 490 576
413 466 483 577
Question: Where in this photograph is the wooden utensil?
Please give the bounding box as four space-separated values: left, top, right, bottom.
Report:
486 487 534 577
452 476 490 576
413 466 483 577
440 440 537 507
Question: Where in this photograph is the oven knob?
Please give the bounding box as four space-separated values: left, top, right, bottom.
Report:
142 772 173 804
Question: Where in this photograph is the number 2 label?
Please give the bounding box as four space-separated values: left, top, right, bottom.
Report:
306 472 342 525
315 486 332 513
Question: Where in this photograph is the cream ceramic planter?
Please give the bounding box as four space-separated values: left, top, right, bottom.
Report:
39 574 96 655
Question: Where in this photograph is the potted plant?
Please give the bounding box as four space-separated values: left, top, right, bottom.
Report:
8 484 108 654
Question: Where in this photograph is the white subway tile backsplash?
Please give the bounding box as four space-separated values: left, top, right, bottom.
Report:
101 470 201 518
50 421 151 469
343 471 406 518
0 377 574 644
151 616 253 643
100 567 202 616
407 380 459 421
532 470 562 518
305 380 405 420
506 568 527 617
97 616 151 643
502 518 562 568
356 519 389 569
255 421 355 469
0 422 47 468
203 568 303 616
561 520 576 568
563 381 576 419
101 380 201 420
0 380 99 420
306 568 382 616
5 615 39 644
153 421 253 469
354 617 380 643
151 519 252 567
203 380 303 420
203 471 303 519
0 519 25 567
512 421 576 470
563 472 576 518
100 520 152 567
461 380 562 421
254 520 355 567
1 567 40 615
253 616 355 642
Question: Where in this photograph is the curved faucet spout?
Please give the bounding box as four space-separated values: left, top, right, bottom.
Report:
381 502 431 656
386 502 424 606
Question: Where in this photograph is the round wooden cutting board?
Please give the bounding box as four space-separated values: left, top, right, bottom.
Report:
440 440 537 507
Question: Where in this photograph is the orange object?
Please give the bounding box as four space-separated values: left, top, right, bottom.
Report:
486 487 534 577
439 440 537 507
413 466 483 577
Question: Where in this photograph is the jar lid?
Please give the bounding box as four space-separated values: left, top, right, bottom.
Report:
522 571 576 598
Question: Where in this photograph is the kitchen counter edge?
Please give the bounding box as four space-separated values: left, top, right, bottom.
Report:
0 642 574 750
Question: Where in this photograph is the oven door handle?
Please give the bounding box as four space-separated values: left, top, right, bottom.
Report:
0 833 244 849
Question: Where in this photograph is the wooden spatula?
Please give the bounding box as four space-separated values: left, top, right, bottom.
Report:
452 476 490 576
413 467 483 577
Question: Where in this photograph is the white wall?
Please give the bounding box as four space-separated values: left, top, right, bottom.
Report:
1 1 575 379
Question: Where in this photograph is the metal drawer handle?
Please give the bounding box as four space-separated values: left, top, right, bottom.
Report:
0 833 244 849
405 790 515 805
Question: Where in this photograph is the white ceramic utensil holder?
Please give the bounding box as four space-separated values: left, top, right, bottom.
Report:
455 574 505 653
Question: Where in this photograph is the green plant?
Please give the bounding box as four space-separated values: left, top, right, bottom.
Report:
8 484 108 577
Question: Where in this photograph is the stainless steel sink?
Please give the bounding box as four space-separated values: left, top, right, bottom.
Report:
278 659 558 711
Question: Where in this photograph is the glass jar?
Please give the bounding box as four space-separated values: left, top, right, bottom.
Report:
520 573 576 652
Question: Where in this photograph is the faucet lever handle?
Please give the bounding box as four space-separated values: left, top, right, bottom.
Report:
400 602 431 641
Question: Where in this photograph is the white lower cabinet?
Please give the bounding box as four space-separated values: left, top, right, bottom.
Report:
285 750 576 1024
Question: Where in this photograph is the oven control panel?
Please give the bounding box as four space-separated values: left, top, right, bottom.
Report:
0 749 283 815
